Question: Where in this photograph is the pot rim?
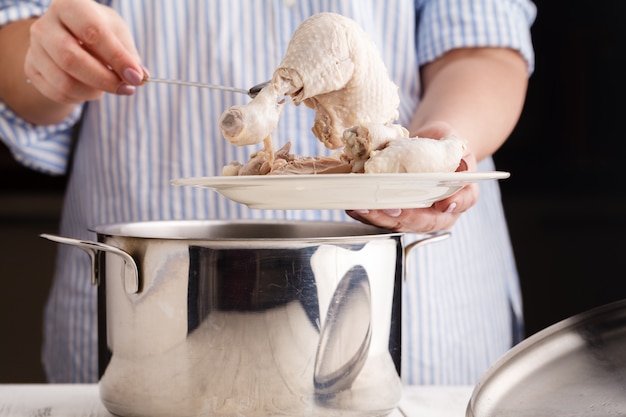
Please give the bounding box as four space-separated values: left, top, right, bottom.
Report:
89 219 400 241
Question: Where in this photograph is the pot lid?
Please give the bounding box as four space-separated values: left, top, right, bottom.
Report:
468 299 626 416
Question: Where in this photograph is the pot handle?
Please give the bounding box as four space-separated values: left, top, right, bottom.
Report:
40 234 140 294
403 231 451 282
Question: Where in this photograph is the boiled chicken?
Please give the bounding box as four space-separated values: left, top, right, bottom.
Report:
220 83 285 146
223 142 351 176
219 12 466 176
341 122 409 172
364 135 468 174
219 12 400 150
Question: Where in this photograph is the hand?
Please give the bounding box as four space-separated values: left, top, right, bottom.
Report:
24 0 144 104
346 121 480 234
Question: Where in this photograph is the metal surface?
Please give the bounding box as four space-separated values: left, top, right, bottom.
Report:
40 234 139 293
467 299 626 417
314 265 372 395
144 78 269 98
42 220 448 417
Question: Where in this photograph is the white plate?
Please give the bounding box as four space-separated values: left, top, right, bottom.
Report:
171 171 510 210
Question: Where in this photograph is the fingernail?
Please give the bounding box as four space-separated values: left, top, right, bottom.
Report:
140 65 150 84
123 67 143 85
354 209 369 215
116 84 136 95
444 202 457 213
382 208 402 217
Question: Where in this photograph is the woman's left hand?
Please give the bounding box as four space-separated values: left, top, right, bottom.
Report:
346 122 479 234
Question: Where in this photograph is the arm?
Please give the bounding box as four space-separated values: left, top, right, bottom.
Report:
410 47 528 161
0 0 144 126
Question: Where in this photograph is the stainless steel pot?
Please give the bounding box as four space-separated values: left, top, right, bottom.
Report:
42 220 449 417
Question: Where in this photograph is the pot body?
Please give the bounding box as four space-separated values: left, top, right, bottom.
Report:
91 220 404 417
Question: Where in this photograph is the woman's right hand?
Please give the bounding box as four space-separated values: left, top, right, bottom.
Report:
25 0 144 105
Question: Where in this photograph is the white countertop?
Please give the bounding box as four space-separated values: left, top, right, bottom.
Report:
0 384 474 417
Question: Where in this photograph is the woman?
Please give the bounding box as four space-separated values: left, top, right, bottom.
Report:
0 0 536 384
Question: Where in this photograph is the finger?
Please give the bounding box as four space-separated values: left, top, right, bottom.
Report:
63 5 143 84
25 40 104 103
431 183 479 214
348 207 460 234
347 209 428 233
30 16 125 95
399 208 458 233
46 1 142 88
346 210 376 227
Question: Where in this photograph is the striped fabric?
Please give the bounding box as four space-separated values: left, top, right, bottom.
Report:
0 0 536 384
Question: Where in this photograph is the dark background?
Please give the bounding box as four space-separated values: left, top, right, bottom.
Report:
495 0 626 336
1 0 625 382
